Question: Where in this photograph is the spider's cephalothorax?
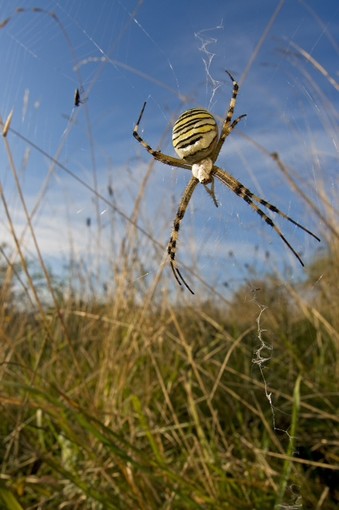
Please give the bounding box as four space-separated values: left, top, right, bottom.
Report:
133 71 320 294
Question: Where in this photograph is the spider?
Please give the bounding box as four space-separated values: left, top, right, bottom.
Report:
133 71 320 294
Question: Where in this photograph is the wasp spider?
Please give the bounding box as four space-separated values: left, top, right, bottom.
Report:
133 71 320 294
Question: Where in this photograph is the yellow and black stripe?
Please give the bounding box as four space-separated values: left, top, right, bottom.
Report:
172 108 218 164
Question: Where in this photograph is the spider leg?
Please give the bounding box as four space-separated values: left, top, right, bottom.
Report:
168 176 199 294
227 114 247 136
213 71 247 161
203 176 218 208
250 193 320 241
224 70 239 126
170 263 195 295
213 167 320 266
133 102 191 170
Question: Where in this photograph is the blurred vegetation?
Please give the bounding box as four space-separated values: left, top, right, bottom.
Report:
0 235 338 509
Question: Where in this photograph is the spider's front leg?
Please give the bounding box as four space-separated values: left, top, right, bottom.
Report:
133 102 166 161
213 71 247 161
168 176 199 294
133 102 191 170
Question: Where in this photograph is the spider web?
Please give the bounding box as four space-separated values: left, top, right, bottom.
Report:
0 3 337 508
194 22 224 110
0 1 185 295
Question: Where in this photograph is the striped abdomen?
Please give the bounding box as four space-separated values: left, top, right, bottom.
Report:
172 109 218 164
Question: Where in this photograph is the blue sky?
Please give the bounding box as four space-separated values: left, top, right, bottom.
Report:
0 0 337 296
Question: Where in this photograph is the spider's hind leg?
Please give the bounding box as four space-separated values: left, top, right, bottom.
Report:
169 261 195 294
214 167 320 266
167 177 199 294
